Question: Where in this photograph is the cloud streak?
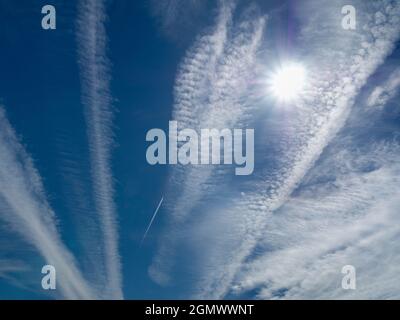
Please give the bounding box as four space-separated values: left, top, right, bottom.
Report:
192 0 400 299
0 107 95 299
150 0 211 41
149 0 400 299
235 135 400 299
149 0 267 285
77 0 122 299
367 67 400 110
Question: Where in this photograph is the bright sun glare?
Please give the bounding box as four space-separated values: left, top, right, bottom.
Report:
269 63 307 102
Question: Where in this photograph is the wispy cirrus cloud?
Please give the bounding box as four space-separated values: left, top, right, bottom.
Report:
144 0 265 291
192 0 400 299
235 127 400 299
0 107 95 299
367 67 400 110
150 0 212 41
149 0 267 286
234 43 400 299
76 0 122 299
149 0 400 299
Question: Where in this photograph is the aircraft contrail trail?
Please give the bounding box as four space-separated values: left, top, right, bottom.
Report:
77 0 122 299
141 197 164 246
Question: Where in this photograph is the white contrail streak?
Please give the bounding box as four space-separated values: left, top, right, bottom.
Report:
77 0 122 299
0 107 95 299
141 197 164 246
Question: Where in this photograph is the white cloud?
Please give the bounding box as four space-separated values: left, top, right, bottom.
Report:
367 67 400 109
150 0 400 299
234 140 400 299
150 0 211 40
0 107 95 299
149 1 267 285
76 0 122 299
0 259 28 280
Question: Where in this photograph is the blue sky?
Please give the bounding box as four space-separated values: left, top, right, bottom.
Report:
0 0 400 299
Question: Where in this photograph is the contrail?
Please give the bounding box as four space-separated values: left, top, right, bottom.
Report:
141 197 164 246
0 107 95 299
77 0 122 299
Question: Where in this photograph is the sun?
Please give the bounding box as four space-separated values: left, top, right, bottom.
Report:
269 63 307 102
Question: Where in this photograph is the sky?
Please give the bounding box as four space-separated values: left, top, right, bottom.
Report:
0 0 399 300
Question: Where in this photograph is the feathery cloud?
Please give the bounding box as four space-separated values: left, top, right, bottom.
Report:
149 1 267 286
149 0 400 299
193 0 400 299
367 67 400 110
